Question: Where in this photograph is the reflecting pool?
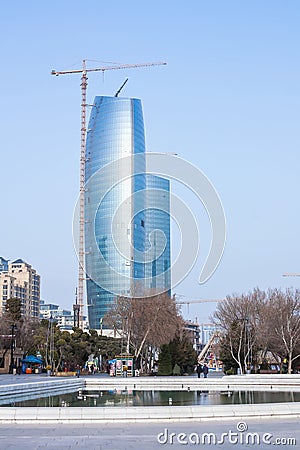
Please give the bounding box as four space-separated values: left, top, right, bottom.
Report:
3 389 300 407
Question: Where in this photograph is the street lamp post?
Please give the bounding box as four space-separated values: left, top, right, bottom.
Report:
9 324 17 374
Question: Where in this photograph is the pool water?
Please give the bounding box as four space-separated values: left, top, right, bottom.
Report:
3 390 300 407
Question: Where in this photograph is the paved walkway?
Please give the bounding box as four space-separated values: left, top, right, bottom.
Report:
0 417 298 449
0 373 52 384
0 371 223 385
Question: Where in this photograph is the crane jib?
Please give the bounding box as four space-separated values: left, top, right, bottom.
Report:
51 62 166 76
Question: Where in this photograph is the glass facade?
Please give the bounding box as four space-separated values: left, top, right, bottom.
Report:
85 97 146 329
144 175 171 294
85 96 171 330
0 257 9 272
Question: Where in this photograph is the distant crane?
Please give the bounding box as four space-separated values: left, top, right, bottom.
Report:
282 273 300 277
176 298 224 314
176 299 224 304
51 60 166 329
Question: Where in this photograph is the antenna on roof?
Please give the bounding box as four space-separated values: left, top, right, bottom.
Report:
115 78 129 97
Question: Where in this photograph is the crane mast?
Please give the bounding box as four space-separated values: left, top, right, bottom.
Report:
75 60 88 329
51 60 166 329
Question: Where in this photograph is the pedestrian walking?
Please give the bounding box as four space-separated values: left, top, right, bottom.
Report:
203 364 209 378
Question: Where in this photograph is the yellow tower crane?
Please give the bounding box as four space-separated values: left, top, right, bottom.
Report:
51 60 167 329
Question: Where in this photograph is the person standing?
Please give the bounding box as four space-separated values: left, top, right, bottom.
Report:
203 364 209 378
196 364 203 378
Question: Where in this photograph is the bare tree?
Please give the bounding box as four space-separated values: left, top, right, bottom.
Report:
214 288 300 374
265 288 300 374
0 299 37 361
104 292 181 371
0 319 11 368
213 289 265 374
16 319 38 358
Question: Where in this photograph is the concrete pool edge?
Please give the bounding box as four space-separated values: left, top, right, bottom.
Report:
0 402 300 423
84 374 300 392
0 378 84 403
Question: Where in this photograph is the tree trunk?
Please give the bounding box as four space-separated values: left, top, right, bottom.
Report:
135 326 151 359
288 351 293 374
229 334 243 374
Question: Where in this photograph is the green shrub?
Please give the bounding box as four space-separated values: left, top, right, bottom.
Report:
173 363 181 376
158 344 172 376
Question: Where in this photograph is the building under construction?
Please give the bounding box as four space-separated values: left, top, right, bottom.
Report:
52 61 167 330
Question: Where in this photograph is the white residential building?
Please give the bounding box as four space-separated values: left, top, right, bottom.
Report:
40 300 89 331
0 258 40 320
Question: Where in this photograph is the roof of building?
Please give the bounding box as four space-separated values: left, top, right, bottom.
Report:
11 259 27 264
40 303 59 309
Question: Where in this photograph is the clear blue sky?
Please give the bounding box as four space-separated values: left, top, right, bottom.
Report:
1 1 299 322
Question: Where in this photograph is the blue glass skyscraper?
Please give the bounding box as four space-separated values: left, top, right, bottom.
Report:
85 96 170 329
145 175 171 294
